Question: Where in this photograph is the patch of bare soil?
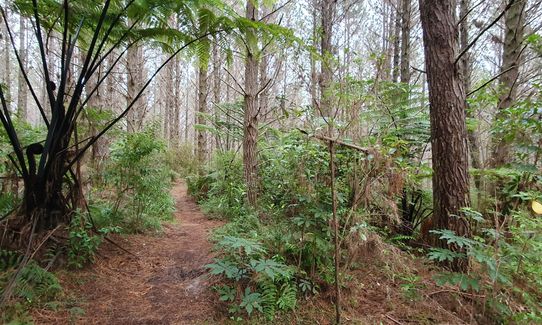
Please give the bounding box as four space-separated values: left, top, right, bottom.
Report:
34 182 223 324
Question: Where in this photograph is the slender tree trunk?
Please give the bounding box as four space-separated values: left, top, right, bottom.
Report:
17 15 28 121
391 0 402 83
173 57 182 145
86 66 107 167
197 57 209 164
163 53 174 143
490 0 526 167
212 39 222 152
459 0 482 194
419 0 471 272
399 0 411 84
319 0 336 119
243 0 259 207
1 8 11 106
126 43 146 132
310 0 319 108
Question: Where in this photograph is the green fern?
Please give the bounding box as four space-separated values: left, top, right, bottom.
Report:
259 278 277 320
277 283 297 311
0 250 23 271
0 261 62 305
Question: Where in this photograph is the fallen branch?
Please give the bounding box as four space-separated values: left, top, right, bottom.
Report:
296 128 371 154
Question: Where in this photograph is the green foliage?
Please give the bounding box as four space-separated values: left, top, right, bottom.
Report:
67 215 102 269
166 143 199 177
399 274 425 301
99 129 175 233
190 129 414 319
187 151 247 219
207 234 296 319
67 213 120 269
0 251 62 323
428 202 542 322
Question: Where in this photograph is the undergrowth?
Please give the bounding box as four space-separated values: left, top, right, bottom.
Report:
188 129 542 323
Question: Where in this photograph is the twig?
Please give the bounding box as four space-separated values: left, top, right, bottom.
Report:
103 235 137 257
385 314 404 325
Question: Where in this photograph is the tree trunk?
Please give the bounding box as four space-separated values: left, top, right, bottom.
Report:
197 57 209 164
173 57 182 145
399 0 411 84
163 53 174 143
319 0 336 119
459 0 482 194
243 0 259 207
212 38 222 152
310 0 319 108
391 0 402 83
490 0 526 167
419 0 471 272
1 8 11 106
17 15 28 121
126 43 146 132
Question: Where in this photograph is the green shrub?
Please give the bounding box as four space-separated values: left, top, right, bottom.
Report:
166 143 199 177
100 129 175 233
207 236 297 320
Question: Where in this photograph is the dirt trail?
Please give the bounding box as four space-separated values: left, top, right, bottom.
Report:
55 182 222 324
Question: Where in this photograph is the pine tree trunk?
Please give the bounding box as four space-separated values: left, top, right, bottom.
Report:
310 0 319 108
391 0 402 82
1 8 11 105
459 0 482 194
212 39 222 152
490 0 526 167
419 0 471 272
243 0 259 207
126 43 146 132
173 57 182 145
319 0 335 119
399 0 411 84
17 15 28 121
197 58 209 163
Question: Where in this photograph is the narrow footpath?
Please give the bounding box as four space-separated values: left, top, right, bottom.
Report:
38 182 223 324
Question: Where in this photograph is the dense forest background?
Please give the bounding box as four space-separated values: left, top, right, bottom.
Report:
0 0 541 323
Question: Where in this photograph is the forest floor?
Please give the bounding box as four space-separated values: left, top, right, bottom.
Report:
31 181 482 325
33 182 224 324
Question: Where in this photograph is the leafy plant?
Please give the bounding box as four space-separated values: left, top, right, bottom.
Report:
100 129 175 233
67 215 102 269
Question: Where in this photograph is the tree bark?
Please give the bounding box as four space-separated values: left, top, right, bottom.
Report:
399 0 411 84
243 0 259 207
419 0 471 272
490 0 526 167
197 57 209 163
391 0 402 83
212 38 222 152
310 0 319 108
17 15 28 121
1 8 11 106
319 0 336 118
126 43 146 132
459 0 483 194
